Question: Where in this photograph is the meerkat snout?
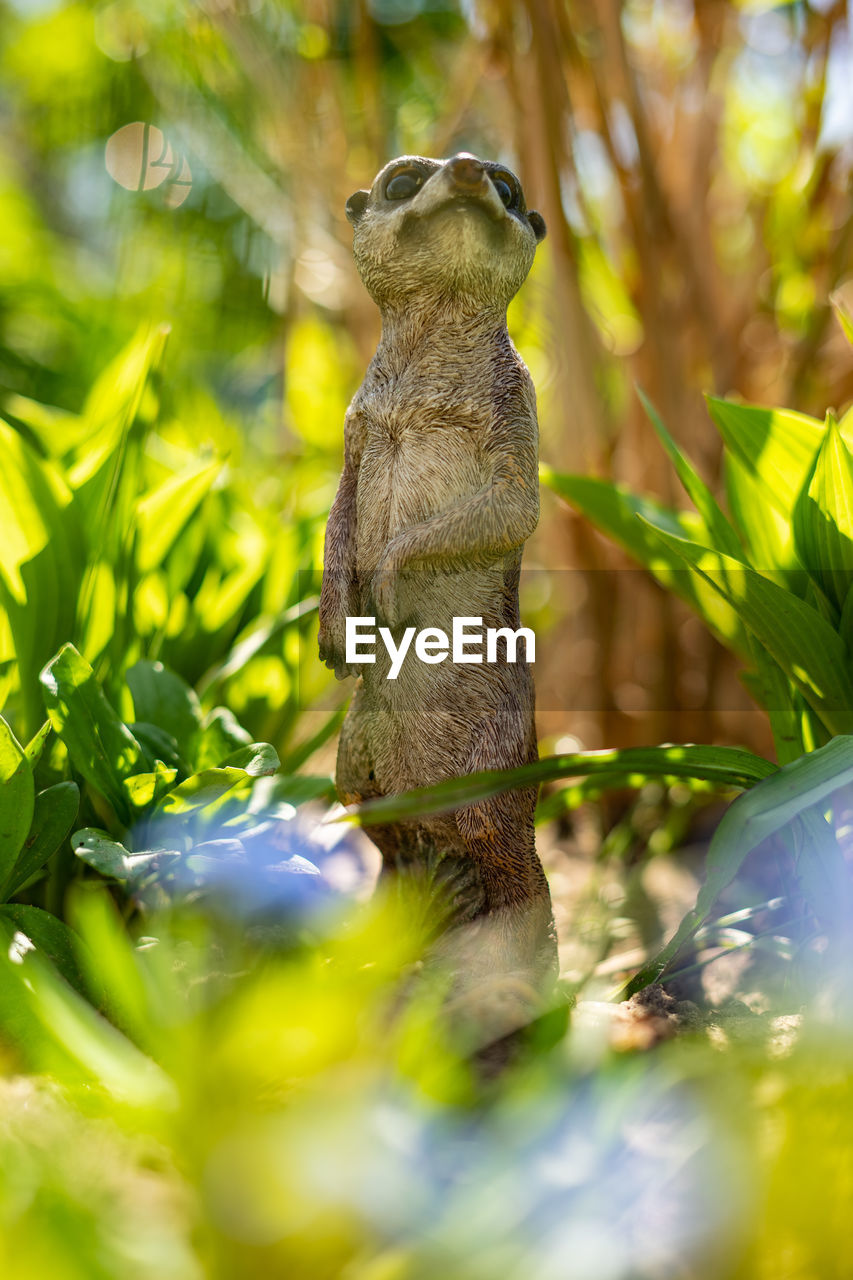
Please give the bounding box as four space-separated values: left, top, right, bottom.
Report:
345 154 547 308
444 153 488 190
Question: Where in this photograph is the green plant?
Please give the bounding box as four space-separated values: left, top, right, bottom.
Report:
1 329 334 757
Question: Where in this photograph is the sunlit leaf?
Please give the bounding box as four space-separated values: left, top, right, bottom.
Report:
0 717 34 894
220 742 280 777
725 451 803 587
154 767 250 817
0 925 176 1107
4 781 79 898
706 396 824 515
792 417 853 610
638 387 743 558
122 763 179 809
40 644 147 825
0 904 87 995
542 466 748 653
344 744 776 826
135 458 223 574
195 706 252 771
640 521 853 735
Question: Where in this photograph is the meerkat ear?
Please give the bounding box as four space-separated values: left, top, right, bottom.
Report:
528 211 547 243
346 190 370 225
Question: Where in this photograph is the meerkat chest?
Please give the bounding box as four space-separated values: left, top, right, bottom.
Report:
356 378 489 541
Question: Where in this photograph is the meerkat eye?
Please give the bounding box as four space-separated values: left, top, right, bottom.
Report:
385 169 423 200
491 172 519 208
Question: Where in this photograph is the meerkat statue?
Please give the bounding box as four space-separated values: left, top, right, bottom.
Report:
319 153 557 1017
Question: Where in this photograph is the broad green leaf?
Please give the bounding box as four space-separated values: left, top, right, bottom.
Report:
129 722 185 774
122 764 179 809
154 767 249 817
0 904 87 995
623 735 853 995
71 828 133 878
0 717 34 892
24 720 51 768
541 467 747 654
725 451 803 586
75 559 116 662
135 458 222 573
0 418 72 603
126 660 202 757
195 706 252 771
638 388 743 558
220 742 280 777
197 597 319 696
2 392 86 457
4 781 79 898
706 395 824 515
81 324 170 441
72 828 180 886
344 745 776 827
641 521 853 735
792 418 853 610
744 636 804 765
0 423 83 733
40 644 147 825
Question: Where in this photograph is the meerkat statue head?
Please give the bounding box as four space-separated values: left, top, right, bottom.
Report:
345 153 546 312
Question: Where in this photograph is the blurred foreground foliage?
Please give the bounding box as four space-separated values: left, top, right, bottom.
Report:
2 2 853 1277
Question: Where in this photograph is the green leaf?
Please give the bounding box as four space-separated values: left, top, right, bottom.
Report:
623 735 853 996
0 717 34 894
135 458 223 574
792 417 853 610
640 521 853 735
126 660 202 757
0 904 87 995
344 745 776 827
744 636 804 766
0 423 84 734
541 466 747 654
154 767 250 817
4 781 79 898
638 387 743 558
0 923 175 1107
706 395 824 516
24 720 52 768
71 827 180 885
724 451 803 587
40 644 147 825
220 742 280 777
71 828 133 877
122 763 179 809
0 418 72 603
129 722 185 774
195 706 252 771
67 885 161 1053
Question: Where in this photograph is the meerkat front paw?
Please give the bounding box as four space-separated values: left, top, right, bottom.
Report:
318 620 354 680
368 562 399 627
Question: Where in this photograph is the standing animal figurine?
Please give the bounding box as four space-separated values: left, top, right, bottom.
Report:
319 153 557 1012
